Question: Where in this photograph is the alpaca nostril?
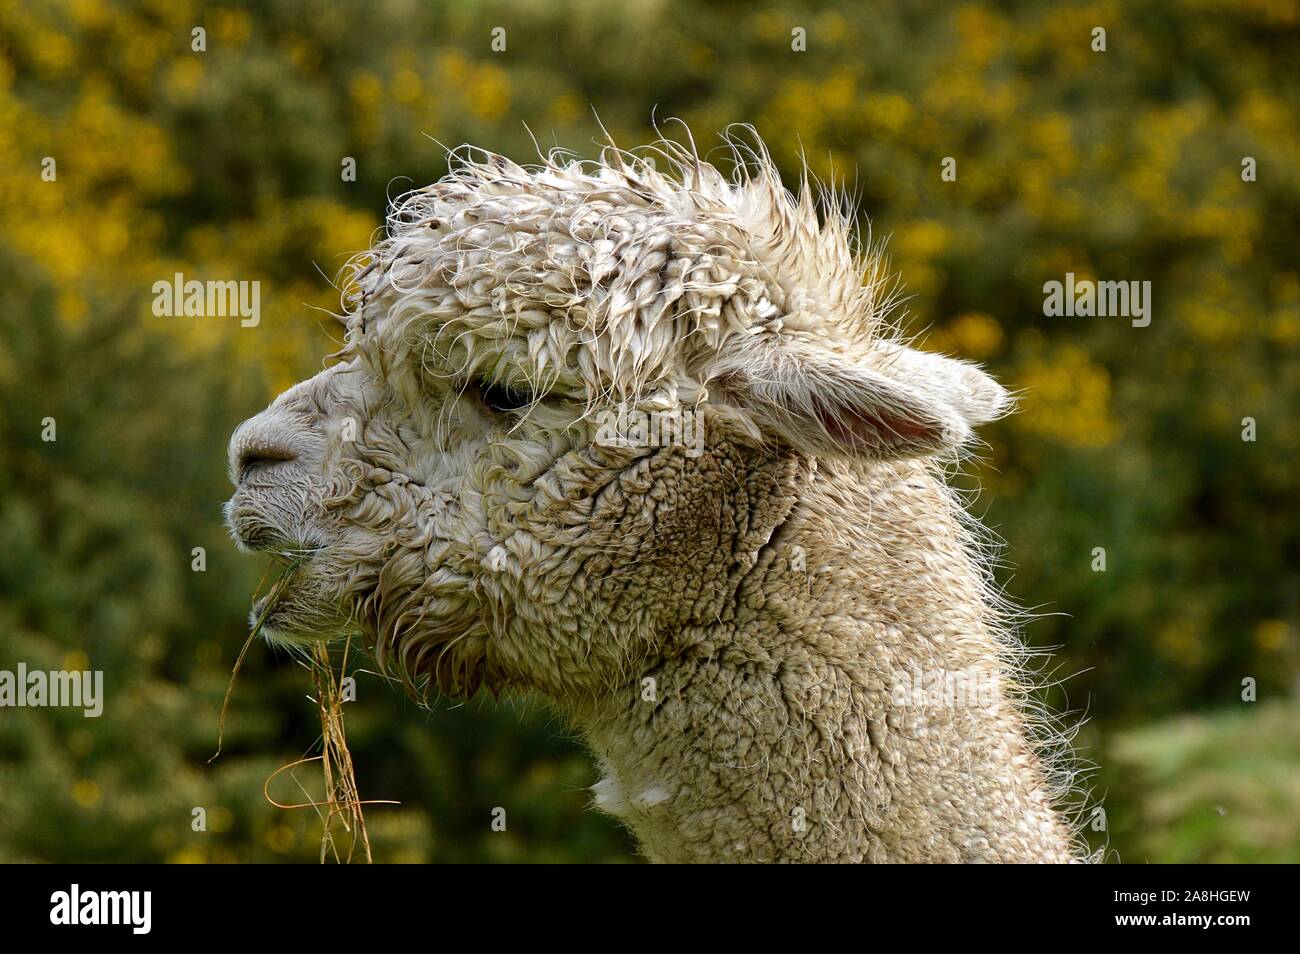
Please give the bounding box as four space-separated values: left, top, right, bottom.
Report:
228 407 316 488
236 445 297 482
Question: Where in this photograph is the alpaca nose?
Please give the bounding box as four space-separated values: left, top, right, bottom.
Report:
229 413 299 486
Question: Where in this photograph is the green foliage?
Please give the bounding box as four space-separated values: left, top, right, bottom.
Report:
1100 699 1300 864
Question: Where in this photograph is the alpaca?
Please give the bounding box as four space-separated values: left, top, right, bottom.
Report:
224 132 1083 862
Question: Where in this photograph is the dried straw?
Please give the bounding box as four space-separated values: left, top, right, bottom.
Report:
214 561 395 862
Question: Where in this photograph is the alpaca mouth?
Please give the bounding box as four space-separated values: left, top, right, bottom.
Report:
249 566 300 628
248 592 308 646
246 550 325 645
249 591 284 634
248 576 330 648
226 514 306 557
223 487 326 559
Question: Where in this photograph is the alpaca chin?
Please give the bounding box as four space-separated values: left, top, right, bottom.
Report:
248 598 311 649
253 620 296 650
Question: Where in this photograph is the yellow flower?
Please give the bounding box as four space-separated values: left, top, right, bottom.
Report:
897 221 951 260
1184 301 1237 344
68 0 110 30
468 63 511 122
391 68 423 105
943 312 1006 359
73 780 101 808
265 824 296 853
167 847 208 864
1156 619 1204 667
863 93 911 136
165 57 204 97
815 10 848 42
56 290 88 327
349 71 382 107
30 29 76 78
955 4 1007 66
1254 620 1290 652
1015 344 1119 448
548 92 584 126
210 8 253 46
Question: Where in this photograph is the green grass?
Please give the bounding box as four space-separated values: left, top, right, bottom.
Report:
1100 698 1300 863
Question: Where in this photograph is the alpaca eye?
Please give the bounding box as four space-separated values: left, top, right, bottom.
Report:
477 379 532 413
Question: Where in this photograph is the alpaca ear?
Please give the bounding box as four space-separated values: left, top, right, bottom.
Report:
710 336 1010 460
869 340 1013 428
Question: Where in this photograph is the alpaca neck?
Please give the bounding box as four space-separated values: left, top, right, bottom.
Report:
567 457 1076 863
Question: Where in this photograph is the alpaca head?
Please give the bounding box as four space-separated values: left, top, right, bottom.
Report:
225 134 1011 700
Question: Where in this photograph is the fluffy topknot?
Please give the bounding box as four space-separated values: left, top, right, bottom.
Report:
342 128 898 418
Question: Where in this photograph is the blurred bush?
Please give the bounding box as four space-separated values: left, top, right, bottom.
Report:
0 0 1295 861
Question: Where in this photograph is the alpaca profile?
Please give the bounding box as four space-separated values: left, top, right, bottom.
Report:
225 131 1083 862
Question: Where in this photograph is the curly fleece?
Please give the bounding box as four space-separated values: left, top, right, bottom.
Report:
225 131 1082 862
